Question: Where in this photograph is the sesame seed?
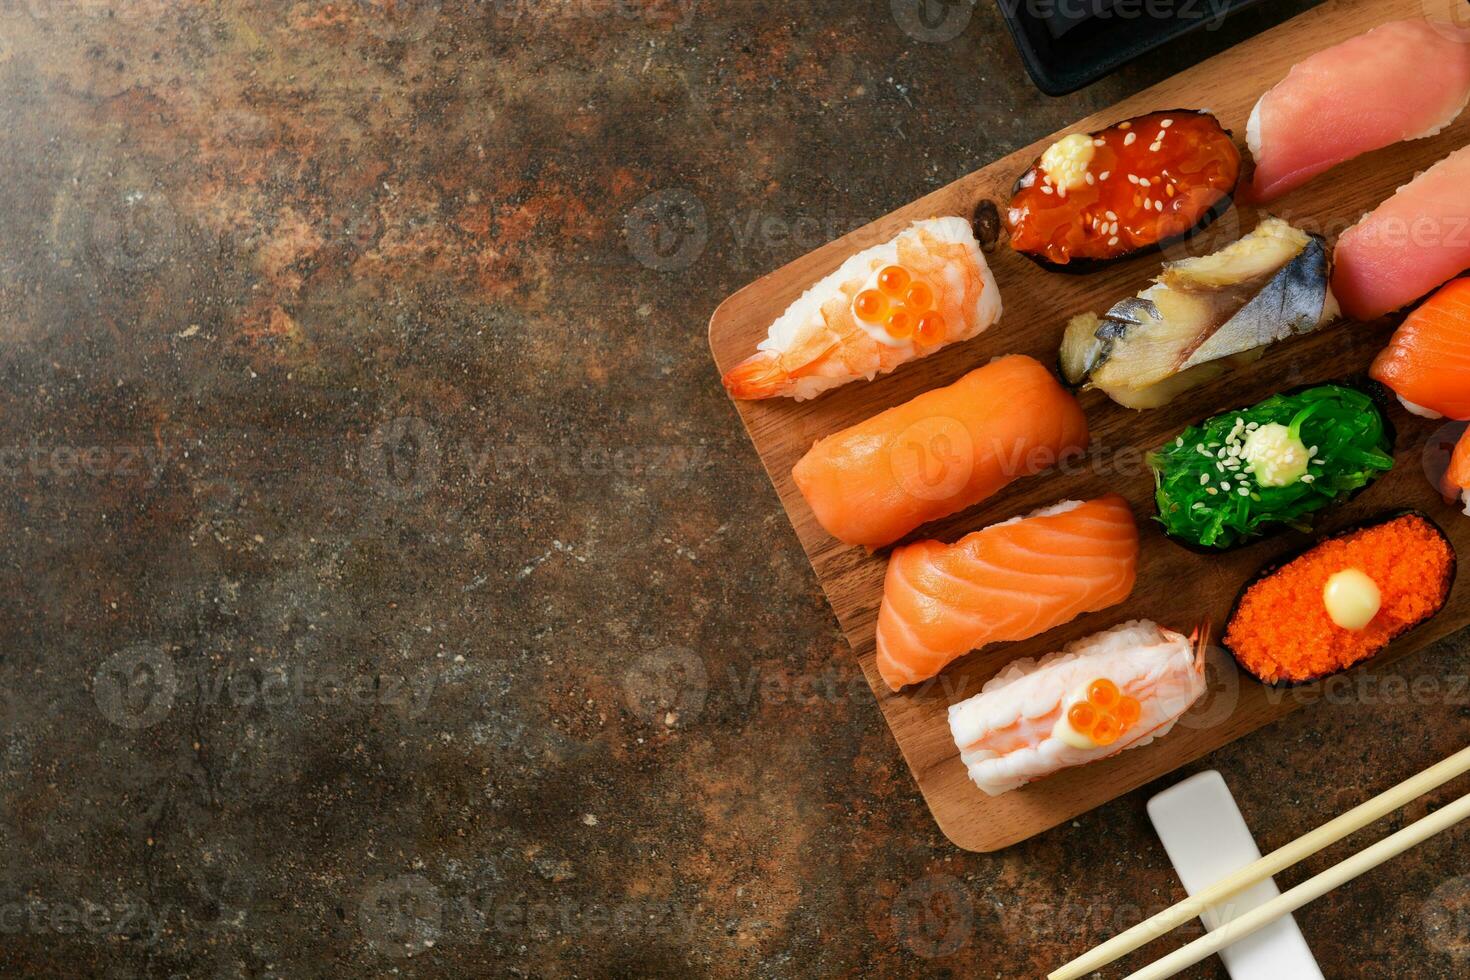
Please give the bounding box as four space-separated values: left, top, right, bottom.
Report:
1161 118 1174 128
1093 138 1105 147
1166 184 1176 198
1042 185 1054 194
1199 473 1209 485
1302 474 1315 483
1105 210 1118 221
1107 236 1119 246
1207 487 1219 495
1085 172 1095 185
1238 487 1250 497
1176 437 1185 447
1120 121 1132 129
1221 482 1232 492
1098 171 1111 181
1150 142 1163 153
1139 177 1151 187
1124 132 1137 146
1127 174 1140 184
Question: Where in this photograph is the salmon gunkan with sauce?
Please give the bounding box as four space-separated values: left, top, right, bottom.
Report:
1007 110 1241 273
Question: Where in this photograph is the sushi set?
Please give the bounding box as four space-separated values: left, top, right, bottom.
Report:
709 0 1470 852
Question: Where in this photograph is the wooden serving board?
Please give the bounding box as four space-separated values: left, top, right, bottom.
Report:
709 0 1470 852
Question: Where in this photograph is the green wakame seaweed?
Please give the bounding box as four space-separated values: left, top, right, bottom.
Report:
1149 384 1395 550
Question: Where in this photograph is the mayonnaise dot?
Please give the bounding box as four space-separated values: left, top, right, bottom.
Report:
1052 690 1099 752
1323 569 1382 631
1243 422 1310 487
1051 710 1097 750
1040 133 1096 193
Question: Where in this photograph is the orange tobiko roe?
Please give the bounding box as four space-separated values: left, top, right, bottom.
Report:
1224 515 1454 684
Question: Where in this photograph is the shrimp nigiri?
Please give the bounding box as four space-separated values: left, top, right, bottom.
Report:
948 620 1208 797
722 217 1002 401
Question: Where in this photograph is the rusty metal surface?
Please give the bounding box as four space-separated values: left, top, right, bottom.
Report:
0 0 1466 976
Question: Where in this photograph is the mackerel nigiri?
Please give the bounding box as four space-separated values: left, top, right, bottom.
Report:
1333 144 1470 321
1444 430 1470 515
792 355 1088 549
722 217 1001 401
875 496 1139 691
949 620 1207 797
1247 20 1470 203
1370 278 1470 419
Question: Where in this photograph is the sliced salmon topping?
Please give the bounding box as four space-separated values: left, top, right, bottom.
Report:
792 355 1089 549
1370 278 1470 420
875 496 1139 691
1444 429 1470 500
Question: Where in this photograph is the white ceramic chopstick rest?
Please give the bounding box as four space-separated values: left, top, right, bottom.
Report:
1147 770 1323 980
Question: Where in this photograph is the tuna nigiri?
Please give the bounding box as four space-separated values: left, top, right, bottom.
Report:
949 620 1207 796
1369 278 1470 419
1247 20 1470 204
722 217 1001 401
875 496 1139 691
1333 144 1470 322
792 355 1089 549
1444 430 1470 515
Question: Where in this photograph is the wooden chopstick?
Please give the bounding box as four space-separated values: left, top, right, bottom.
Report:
1125 789 1470 980
1049 745 1470 980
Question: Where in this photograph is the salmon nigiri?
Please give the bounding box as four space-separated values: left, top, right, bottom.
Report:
1444 429 1470 515
722 217 1001 401
875 496 1139 691
1369 278 1470 419
1333 144 1470 321
1247 20 1470 204
949 620 1207 796
792 355 1089 549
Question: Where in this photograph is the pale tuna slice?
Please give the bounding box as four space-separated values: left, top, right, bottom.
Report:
1332 143 1470 322
1247 20 1470 203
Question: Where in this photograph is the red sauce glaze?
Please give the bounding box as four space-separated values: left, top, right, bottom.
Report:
1007 111 1241 268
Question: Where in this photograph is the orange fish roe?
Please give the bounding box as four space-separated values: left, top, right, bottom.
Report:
1224 514 1455 684
853 265 944 342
